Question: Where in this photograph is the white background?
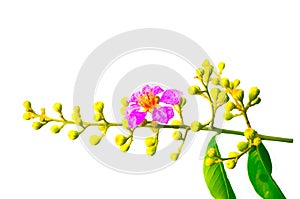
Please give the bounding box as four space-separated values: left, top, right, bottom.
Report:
1 1 299 198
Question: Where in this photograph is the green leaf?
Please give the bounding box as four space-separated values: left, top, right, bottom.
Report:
248 143 285 199
203 136 236 199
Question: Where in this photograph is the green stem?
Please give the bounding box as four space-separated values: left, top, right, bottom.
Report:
211 127 293 143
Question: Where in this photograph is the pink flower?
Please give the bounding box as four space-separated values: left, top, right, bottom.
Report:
125 85 183 129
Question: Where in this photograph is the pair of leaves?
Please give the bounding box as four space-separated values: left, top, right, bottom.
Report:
248 143 285 199
203 136 285 199
203 136 236 199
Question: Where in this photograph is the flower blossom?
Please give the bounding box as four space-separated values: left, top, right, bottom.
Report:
125 85 183 129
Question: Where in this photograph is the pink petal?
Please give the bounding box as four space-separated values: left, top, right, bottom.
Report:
152 106 174 124
127 110 147 129
160 89 183 105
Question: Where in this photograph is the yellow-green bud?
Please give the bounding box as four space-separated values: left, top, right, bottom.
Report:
210 88 221 101
121 97 128 107
203 65 213 77
188 85 201 95
170 153 179 161
120 106 126 115
217 91 229 104
146 146 157 156
89 134 103 145
228 151 239 158
190 121 203 132
32 122 44 130
179 97 186 108
237 141 249 152
205 157 216 166
196 68 204 77
93 113 103 121
23 112 32 120
251 97 261 105
94 101 104 113
233 79 240 89
120 142 131 152
253 137 261 146
244 128 257 140
73 106 80 113
221 78 230 88
68 130 79 140
224 111 234 120
207 148 217 158
218 62 225 74
226 160 236 169
172 131 182 140
115 134 128 146
145 137 156 147
225 102 236 112
171 120 181 126
202 59 211 67
232 89 244 102
122 119 129 129
249 87 260 102
23 100 32 109
53 103 62 113
211 78 220 85
50 125 61 134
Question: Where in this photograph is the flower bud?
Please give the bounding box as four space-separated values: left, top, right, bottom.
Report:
221 78 230 88
120 142 131 152
188 85 201 95
93 113 103 121
218 62 225 74
145 137 156 147
170 153 179 161
68 130 79 140
253 137 261 146
32 122 44 130
120 106 126 115
204 65 213 78
122 119 129 129
73 106 80 113
225 102 236 112
244 128 257 140
146 146 157 156
232 89 244 102
179 97 186 108
228 151 239 158
23 112 32 120
94 101 104 113
224 111 234 120
251 97 261 105
211 78 220 85
115 134 128 146
207 148 217 158
196 68 204 77
53 103 62 113
205 157 216 166
23 100 32 110
210 88 221 101
233 79 240 89
89 134 103 145
190 121 203 132
226 160 236 169
50 125 61 134
172 131 182 140
120 97 128 106
202 59 211 67
248 87 260 102
237 141 249 152
217 91 229 104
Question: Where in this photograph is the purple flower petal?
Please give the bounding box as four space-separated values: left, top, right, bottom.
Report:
152 85 164 95
152 106 174 124
127 110 147 129
160 89 183 105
